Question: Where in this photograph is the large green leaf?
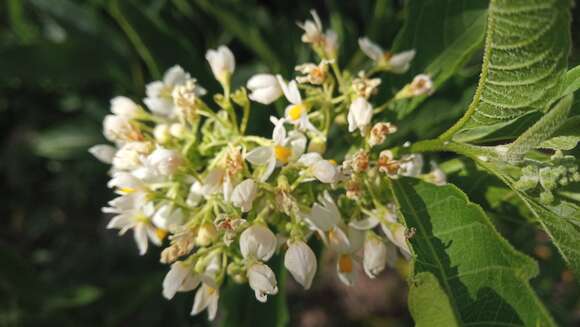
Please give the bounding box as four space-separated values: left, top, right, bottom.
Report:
391 177 555 326
449 0 571 141
390 0 488 118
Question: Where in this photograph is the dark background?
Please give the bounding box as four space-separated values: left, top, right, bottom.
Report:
1 1 579 326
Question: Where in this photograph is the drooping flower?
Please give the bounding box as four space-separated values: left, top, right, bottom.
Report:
245 116 306 181
348 97 373 134
358 37 415 74
191 283 219 321
162 261 201 299
284 240 317 289
298 152 339 183
297 10 338 58
240 224 277 261
231 179 258 213
363 235 388 278
349 206 411 257
206 45 235 85
247 74 282 105
307 192 351 253
247 262 278 302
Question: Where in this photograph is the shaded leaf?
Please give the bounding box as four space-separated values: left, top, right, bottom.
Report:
391 177 555 326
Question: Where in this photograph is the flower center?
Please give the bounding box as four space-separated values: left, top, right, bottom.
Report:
338 254 353 273
156 227 168 240
288 104 306 121
274 146 292 164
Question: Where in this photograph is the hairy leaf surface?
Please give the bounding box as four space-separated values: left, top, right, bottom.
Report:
391 177 555 326
452 0 571 141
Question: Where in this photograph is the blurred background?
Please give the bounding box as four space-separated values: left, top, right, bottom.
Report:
1 0 579 326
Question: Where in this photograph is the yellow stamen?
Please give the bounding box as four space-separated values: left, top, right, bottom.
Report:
274 145 292 164
207 287 217 295
338 254 353 273
119 187 135 194
328 159 337 165
156 228 168 240
287 104 306 121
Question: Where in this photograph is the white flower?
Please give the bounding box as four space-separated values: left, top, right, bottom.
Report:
153 124 171 144
245 117 306 182
107 172 147 193
298 10 324 44
206 45 235 84
104 192 161 255
284 240 317 289
352 71 381 99
144 65 191 117
399 154 423 177
191 283 219 321
144 147 183 176
247 74 282 105
240 224 277 261
103 114 140 143
172 79 207 113
349 207 411 257
112 141 152 171
231 179 258 213
295 60 331 85
277 76 318 133
186 181 204 206
297 10 338 57
247 262 278 303
425 162 446 185
307 192 351 253
348 97 373 134
396 74 434 99
152 204 184 231
111 96 141 118
298 153 339 184
337 253 356 286
368 122 397 147
363 236 388 278
89 144 116 164
358 37 415 74
162 261 201 299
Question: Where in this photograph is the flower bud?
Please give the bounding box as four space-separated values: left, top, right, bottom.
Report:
247 262 278 303
89 144 116 164
146 147 183 176
195 223 218 246
247 74 282 105
111 96 141 118
206 46 235 85
169 123 187 139
240 224 277 261
307 137 327 154
154 124 171 144
363 236 387 278
284 240 317 289
348 97 373 134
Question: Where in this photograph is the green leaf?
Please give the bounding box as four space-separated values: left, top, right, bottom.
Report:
563 65 580 96
391 177 555 326
505 94 573 162
32 121 101 159
447 0 571 141
391 0 488 118
409 272 460 327
538 115 580 150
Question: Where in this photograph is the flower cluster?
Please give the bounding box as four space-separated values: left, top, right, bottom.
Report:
90 10 442 321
